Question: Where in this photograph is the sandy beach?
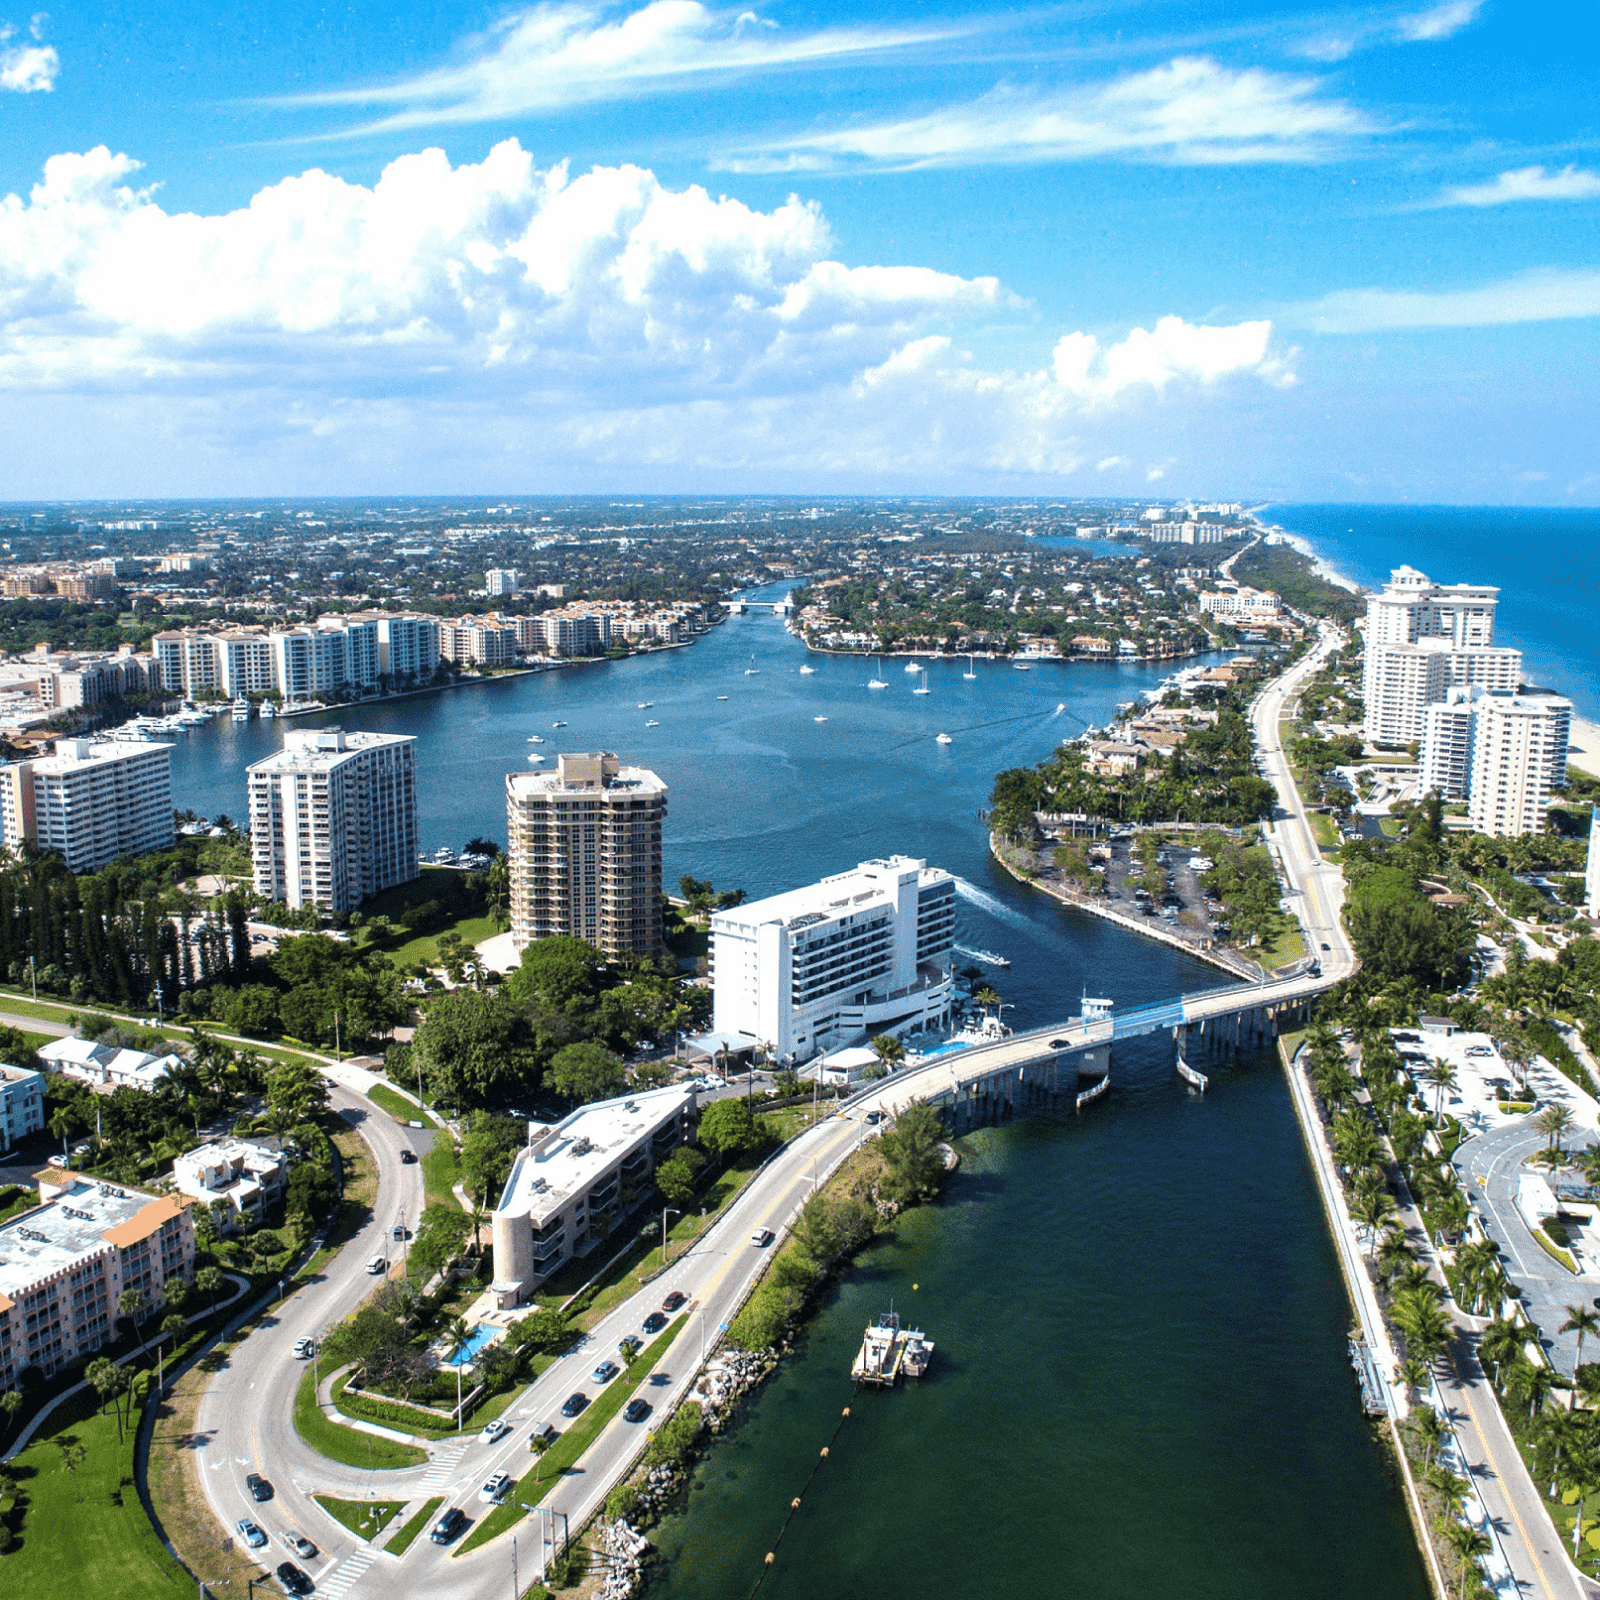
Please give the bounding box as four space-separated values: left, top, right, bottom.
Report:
1569 716 1600 780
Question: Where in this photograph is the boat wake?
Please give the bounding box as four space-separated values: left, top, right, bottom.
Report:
952 876 1035 930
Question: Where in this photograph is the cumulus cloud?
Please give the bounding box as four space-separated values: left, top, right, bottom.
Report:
1300 268 1600 333
724 57 1379 173
1297 0 1483 60
0 142 1295 486
1423 165 1600 208
274 0 964 135
1 13 58 92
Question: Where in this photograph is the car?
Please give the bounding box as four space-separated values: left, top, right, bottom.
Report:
392 1224 407 1240
624 1398 652 1423
236 1519 267 1549
618 1334 641 1356
661 1291 686 1313
561 1392 589 1418
750 1229 774 1248
1465 1045 1495 1058
281 1533 317 1561
291 1338 315 1360
529 1422 557 1450
478 1418 511 1444
365 1255 387 1275
478 1472 513 1504
864 1110 883 1125
591 1361 620 1385
245 1473 273 1502
399 1148 418 1164
47 1154 66 1168
1319 942 1331 951
276 1562 314 1596
642 1312 667 1334
430 1507 468 1545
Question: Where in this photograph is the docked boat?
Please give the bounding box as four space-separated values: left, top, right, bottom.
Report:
259 700 275 718
231 699 250 721
935 732 953 744
852 1308 934 1386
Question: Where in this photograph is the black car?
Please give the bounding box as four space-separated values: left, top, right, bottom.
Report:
624 1398 652 1423
661 1291 686 1313
245 1473 273 1502
642 1312 667 1334
430 1507 467 1546
276 1562 314 1596
400 1149 418 1164
561 1391 589 1417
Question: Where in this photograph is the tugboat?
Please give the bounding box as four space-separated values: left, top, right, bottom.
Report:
851 1307 934 1386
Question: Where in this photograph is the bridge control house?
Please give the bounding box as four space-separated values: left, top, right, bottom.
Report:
489 1084 697 1308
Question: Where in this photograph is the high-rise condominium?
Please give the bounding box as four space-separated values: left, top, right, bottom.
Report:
1467 694 1572 839
247 729 418 911
506 752 666 960
4 738 175 871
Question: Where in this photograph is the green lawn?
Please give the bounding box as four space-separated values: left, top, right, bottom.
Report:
1257 916 1309 971
292 1368 427 1469
384 1496 444 1556
358 868 498 969
457 1317 687 1553
313 1495 406 1541
1 1388 194 1599
421 1129 462 1211
1306 811 1339 851
366 1082 442 1128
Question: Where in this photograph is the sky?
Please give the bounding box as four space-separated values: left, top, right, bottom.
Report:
0 0 1596 502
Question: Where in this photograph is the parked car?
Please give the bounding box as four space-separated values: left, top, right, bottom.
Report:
591 1361 620 1385
236 1519 267 1548
624 1398 652 1424
561 1392 589 1418
478 1472 513 1504
478 1418 511 1445
750 1228 774 1248
642 1312 667 1334
430 1507 468 1545
661 1291 686 1313
291 1338 315 1360
281 1533 317 1561
276 1563 314 1596
400 1149 418 1164
245 1473 273 1502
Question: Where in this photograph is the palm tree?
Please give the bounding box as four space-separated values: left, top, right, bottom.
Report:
1561 1451 1600 1557
1352 1188 1397 1254
1442 1522 1492 1600
1425 1465 1470 1520
869 1035 906 1073
1333 1111 1382 1173
1537 1103 1576 1154
1412 1404 1446 1469
1507 1359 1556 1419
195 1265 222 1309
1562 1305 1600 1375
446 1317 473 1428
1479 1320 1525 1392
1378 1231 1418 1285
1422 1061 1459 1123
1395 1354 1430 1406
1541 1407 1586 1498
48 1107 72 1166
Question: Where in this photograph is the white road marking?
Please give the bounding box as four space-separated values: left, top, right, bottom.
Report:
316 1551 374 1600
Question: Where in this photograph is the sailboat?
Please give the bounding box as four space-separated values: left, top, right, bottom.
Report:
963 654 976 680
868 655 888 690
744 653 760 676
912 669 930 696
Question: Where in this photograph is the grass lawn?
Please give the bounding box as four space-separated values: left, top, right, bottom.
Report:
1306 811 1340 851
313 1495 406 1541
457 1317 687 1554
330 1125 378 1214
385 1496 444 1555
366 1082 443 1129
292 1366 428 1470
1377 816 1402 838
359 868 497 970
1259 917 1309 971
3 1387 195 1599
422 1128 462 1212
386 915 499 970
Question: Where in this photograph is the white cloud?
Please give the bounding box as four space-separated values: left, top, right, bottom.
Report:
1425 165 1600 208
1096 454 1127 471
724 57 1379 173
0 142 1295 487
275 0 965 135
1300 268 1600 333
1297 0 1483 60
0 14 57 92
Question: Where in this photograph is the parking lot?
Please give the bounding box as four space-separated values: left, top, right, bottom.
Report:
1093 835 1226 942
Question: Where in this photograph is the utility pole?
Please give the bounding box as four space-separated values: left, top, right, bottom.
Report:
512 1533 518 1600
333 1010 341 1062
661 1206 679 1267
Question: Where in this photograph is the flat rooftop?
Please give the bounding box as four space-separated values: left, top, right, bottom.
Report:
496 1083 694 1222
506 756 666 802
0 1176 176 1304
713 856 948 931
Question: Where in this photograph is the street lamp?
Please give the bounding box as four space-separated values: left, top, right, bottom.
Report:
660 1206 679 1268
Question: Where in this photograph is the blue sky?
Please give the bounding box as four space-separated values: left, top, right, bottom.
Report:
0 0 1595 501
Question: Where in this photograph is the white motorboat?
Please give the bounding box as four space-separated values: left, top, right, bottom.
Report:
527 753 546 764
259 701 275 718
527 735 544 743
716 695 729 700
645 720 660 727
231 699 249 721
638 701 653 708
1012 660 1032 671
814 715 828 723
904 659 921 673
935 732 953 744
799 664 816 675
552 720 567 727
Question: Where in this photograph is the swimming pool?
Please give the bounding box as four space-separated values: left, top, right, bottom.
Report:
442 1325 497 1367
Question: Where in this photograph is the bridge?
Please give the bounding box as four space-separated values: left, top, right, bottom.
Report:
722 596 795 615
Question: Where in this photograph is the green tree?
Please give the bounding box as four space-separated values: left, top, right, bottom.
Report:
696 1097 761 1161
194 1265 223 1308
868 1035 905 1073
1412 1404 1446 1470
546 1041 626 1104
413 988 540 1111
504 936 605 1015
0 1023 39 1072
266 1060 329 1124
1442 1522 1491 1600
878 1102 946 1206
1562 1304 1600 1372
655 1147 705 1209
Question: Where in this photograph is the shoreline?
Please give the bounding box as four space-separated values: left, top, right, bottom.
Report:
795 637 1225 669
988 833 1268 983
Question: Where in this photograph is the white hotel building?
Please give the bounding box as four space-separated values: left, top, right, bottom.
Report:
247 729 418 911
1 739 175 870
708 856 957 1065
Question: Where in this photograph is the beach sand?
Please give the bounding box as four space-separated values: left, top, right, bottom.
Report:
1569 717 1600 781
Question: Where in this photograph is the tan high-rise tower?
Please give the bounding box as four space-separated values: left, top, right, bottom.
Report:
506 752 667 959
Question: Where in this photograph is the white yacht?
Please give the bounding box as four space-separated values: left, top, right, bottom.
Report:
527 735 544 744
799 664 816 675
935 732 953 744
904 659 922 673
814 715 828 723
231 699 249 721
638 701 653 708
527 753 547 764
552 720 567 727
645 719 660 728
716 695 729 700
259 700 275 718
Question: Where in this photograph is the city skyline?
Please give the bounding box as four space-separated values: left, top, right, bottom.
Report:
0 2 1594 504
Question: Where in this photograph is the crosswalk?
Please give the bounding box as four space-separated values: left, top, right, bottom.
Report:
418 1441 467 1492
316 1552 373 1600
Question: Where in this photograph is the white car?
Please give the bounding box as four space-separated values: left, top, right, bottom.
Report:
365 1255 387 1275
291 1338 315 1360
477 1419 511 1444
478 1472 513 1504
750 1228 774 1248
